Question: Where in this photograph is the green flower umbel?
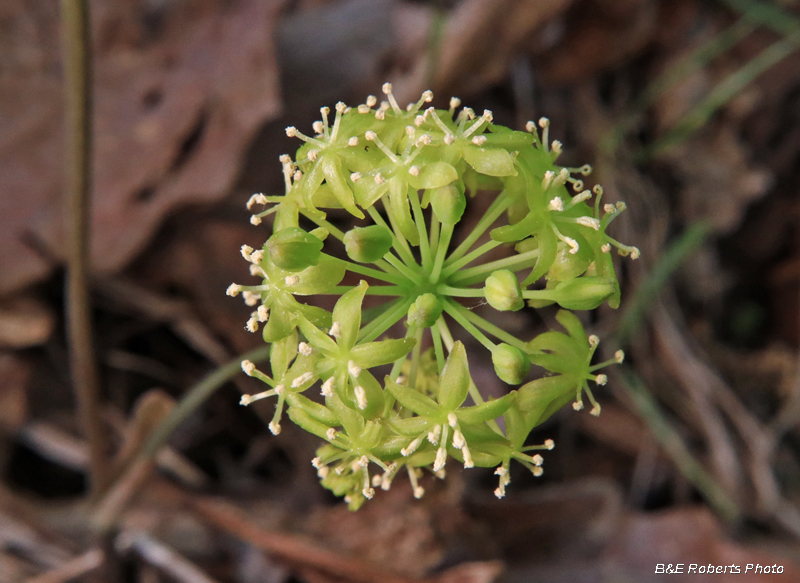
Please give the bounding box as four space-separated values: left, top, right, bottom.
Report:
230 85 636 507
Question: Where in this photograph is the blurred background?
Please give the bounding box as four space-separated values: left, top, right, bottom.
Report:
2 0 800 581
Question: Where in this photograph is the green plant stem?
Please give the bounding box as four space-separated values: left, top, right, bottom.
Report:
449 249 540 286
324 285 405 296
446 190 512 265
430 323 445 373
442 301 495 351
437 285 484 298
379 199 418 268
408 189 432 270
61 0 110 499
429 212 441 260
384 254 423 285
429 222 453 283
437 317 455 351
409 327 424 388
619 369 740 522
358 298 413 343
441 240 503 277
366 205 417 269
455 307 530 352
342 262 404 284
141 346 271 458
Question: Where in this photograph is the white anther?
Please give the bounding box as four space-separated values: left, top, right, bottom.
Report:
615 201 627 211
449 97 461 110
240 394 253 406
542 170 555 190
538 117 550 128
241 360 256 376
601 243 611 253
298 342 312 356
447 412 458 428
329 322 342 338
495 466 507 476
307 149 319 162
227 284 242 297
595 374 608 386
604 203 616 214
246 193 267 210
249 264 261 277
630 247 641 260
348 360 362 377
317 466 329 478
462 444 474 468
551 140 562 154
321 377 335 397
312 121 324 134
354 385 367 410
358 104 370 114
413 486 425 499
326 428 337 440
268 422 281 435
533 466 543 477
433 447 447 472
335 101 346 113
549 197 564 212
408 165 420 177
285 126 297 137
374 173 385 184
545 439 555 450
382 82 392 95
279 154 292 165
577 216 601 230
243 291 259 306
572 180 584 192
273 384 285 396
453 430 465 449
526 121 536 133
580 164 592 176
416 134 432 146
291 373 313 388
565 236 579 254
250 216 262 226
357 455 369 468
240 245 254 261
364 131 377 141
494 488 505 499
257 305 269 322
366 95 377 107
405 125 415 137
588 335 600 348
246 316 258 333
348 136 359 147
414 115 425 127
444 134 455 145
593 184 604 196
293 170 303 182
401 435 425 457
471 135 487 146
350 172 362 182
372 474 382 487
284 275 299 286
250 250 264 264
615 350 625 364
573 400 584 411
427 425 441 445
421 90 433 103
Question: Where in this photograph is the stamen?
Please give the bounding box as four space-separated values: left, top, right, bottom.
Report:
268 421 281 435
241 360 256 376
549 197 564 212
227 284 243 297
615 350 625 363
348 360 362 378
448 96 461 113
284 275 300 285
257 305 269 322
382 82 402 114
321 377 335 397
354 385 367 409
329 322 342 338
291 372 313 388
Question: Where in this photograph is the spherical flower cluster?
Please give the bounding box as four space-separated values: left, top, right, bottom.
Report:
229 84 637 509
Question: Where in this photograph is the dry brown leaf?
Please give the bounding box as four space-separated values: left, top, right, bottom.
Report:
0 0 283 295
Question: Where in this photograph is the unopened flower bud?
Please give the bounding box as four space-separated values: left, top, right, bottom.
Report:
430 184 466 225
406 293 443 328
343 225 393 263
491 343 531 384
484 270 524 312
266 227 323 271
552 276 616 310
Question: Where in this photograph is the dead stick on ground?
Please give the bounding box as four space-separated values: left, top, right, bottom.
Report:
61 0 110 498
117 531 220 583
190 494 428 583
24 549 104 583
